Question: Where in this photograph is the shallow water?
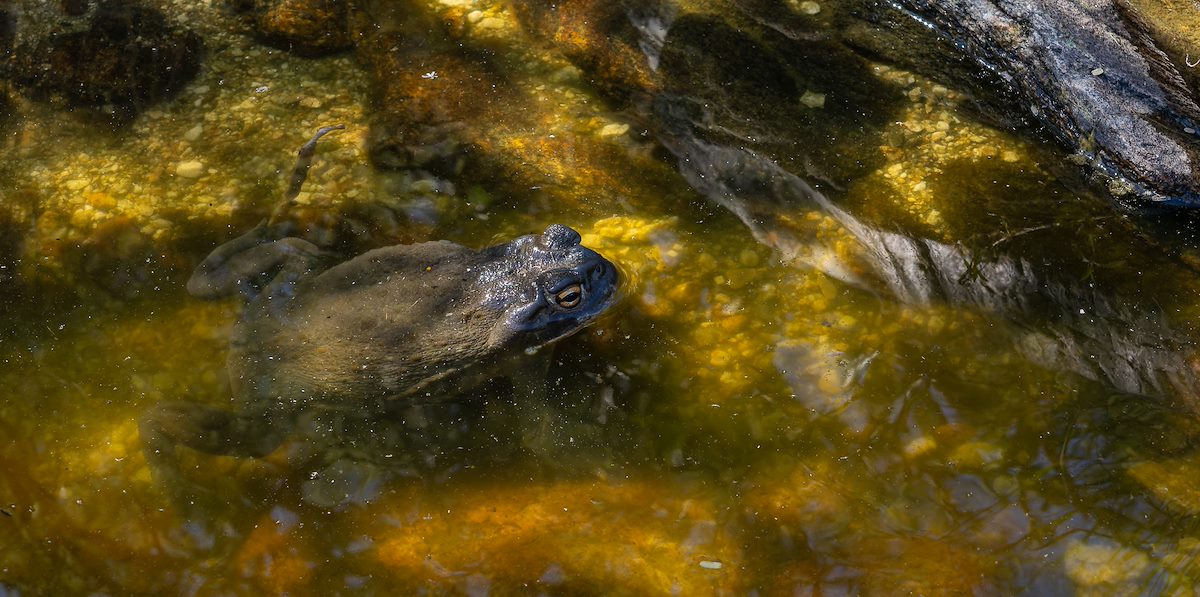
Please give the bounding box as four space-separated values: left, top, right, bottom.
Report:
5 0 1200 594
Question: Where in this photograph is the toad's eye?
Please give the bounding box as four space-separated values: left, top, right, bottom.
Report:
554 284 583 308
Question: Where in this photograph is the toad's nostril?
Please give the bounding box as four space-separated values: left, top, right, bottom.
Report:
591 261 614 282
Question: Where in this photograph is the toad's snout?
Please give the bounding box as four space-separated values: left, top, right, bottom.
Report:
588 258 617 286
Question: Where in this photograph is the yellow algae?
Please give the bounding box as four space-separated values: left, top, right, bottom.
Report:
741 458 864 524
856 536 995 596
947 442 1004 470
234 511 317 596
367 479 743 594
816 367 847 396
709 349 732 367
859 66 1042 236
1128 452 1200 514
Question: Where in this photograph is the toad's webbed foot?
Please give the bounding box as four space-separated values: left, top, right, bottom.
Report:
269 123 346 226
187 228 324 302
188 126 344 301
140 400 299 458
139 401 300 515
139 401 300 490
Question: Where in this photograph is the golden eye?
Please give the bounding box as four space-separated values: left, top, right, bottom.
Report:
554 284 583 308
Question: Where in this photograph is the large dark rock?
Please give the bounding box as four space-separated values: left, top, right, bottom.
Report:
511 0 1200 209
3 0 203 118
887 0 1200 208
229 0 352 57
512 0 902 184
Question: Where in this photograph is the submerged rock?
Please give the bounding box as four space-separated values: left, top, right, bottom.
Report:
230 0 352 56
1063 539 1151 595
2 0 203 118
509 0 659 104
351 1 505 176
515 0 1200 210
505 1 1200 413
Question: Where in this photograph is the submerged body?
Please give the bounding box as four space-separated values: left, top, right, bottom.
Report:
142 221 618 470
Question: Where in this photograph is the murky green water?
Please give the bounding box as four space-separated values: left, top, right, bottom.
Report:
5 0 1200 594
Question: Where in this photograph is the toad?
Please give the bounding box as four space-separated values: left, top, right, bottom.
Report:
140 127 619 485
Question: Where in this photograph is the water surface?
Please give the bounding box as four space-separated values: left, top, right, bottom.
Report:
4 0 1200 594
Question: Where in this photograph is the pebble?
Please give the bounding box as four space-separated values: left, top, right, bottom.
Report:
798 1 821 14
903 436 937 459
550 65 582 83
467 10 484 24
409 179 438 194
1064 540 1148 586
738 249 760 267
175 160 205 178
598 123 630 137
949 441 1003 469
709 350 731 367
183 124 204 142
799 90 826 109
71 207 93 229
476 16 505 31
720 315 747 332
86 192 116 209
299 97 322 109
65 179 89 191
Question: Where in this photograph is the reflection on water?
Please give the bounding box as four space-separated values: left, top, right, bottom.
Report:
4 0 1200 594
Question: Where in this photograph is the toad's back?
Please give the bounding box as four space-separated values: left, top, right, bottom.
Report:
229 239 506 407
